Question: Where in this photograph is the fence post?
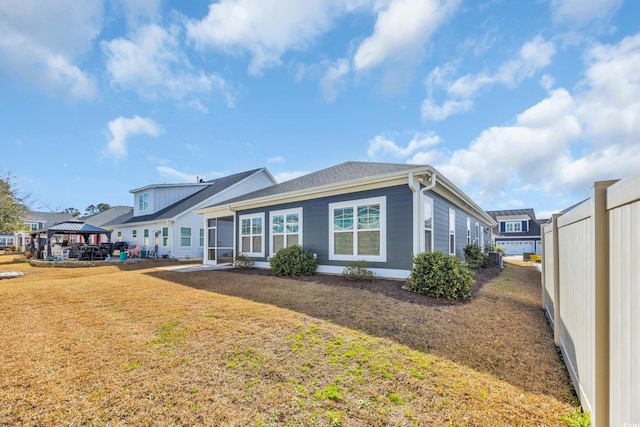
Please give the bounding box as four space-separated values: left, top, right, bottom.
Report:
592 180 616 427
549 214 561 347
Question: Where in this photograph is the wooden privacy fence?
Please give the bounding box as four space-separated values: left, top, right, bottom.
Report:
542 173 640 427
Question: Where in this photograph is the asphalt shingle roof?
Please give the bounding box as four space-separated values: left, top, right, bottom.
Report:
120 168 263 224
26 211 74 226
205 161 422 208
81 206 133 228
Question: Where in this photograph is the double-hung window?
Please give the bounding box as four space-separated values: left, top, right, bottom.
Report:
138 193 149 212
449 208 456 255
329 196 386 262
270 208 302 256
239 213 264 256
162 227 168 246
144 229 149 246
180 227 191 246
466 217 471 245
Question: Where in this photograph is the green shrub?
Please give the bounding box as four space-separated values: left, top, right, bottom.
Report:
407 251 475 300
463 244 484 270
234 253 255 269
269 245 317 276
343 261 377 281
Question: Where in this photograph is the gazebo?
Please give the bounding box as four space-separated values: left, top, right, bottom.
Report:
30 221 112 259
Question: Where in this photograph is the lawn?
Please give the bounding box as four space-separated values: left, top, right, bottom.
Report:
0 255 576 426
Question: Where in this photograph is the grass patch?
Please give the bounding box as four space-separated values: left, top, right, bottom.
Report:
0 254 577 425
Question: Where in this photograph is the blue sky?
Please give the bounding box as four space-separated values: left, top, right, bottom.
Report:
1 0 639 218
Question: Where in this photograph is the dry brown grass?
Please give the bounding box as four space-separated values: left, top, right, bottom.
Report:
0 255 576 426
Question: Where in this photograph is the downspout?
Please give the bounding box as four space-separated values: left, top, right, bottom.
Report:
408 171 437 256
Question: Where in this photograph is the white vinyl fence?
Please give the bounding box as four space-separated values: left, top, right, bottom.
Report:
542 173 640 427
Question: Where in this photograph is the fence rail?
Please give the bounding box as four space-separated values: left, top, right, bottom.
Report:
541 173 640 427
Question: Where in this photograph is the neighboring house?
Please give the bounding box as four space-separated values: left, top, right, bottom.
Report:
196 161 496 279
108 168 277 258
486 208 546 255
9 211 75 249
81 206 133 244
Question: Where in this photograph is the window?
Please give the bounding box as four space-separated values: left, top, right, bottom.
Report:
143 229 149 246
423 196 433 252
449 208 456 255
199 228 204 247
466 217 471 245
329 196 386 262
270 208 302 256
162 227 168 246
132 229 137 239
475 222 480 245
239 213 264 256
180 228 191 246
27 222 39 231
138 193 149 212
504 221 522 233
117 231 122 239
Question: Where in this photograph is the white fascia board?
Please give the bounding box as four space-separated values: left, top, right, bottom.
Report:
129 182 209 194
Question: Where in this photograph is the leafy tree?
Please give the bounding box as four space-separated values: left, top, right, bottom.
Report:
85 203 111 215
0 174 29 233
64 207 81 218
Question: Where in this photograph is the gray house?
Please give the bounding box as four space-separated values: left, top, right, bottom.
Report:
196 161 496 278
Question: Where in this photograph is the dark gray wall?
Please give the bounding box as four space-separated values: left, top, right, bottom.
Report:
236 185 414 270
236 184 493 270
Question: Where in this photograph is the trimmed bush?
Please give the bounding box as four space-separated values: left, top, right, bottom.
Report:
269 245 318 277
343 261 377 281
234 253 255 269
463 244 484 270
407 251 475 300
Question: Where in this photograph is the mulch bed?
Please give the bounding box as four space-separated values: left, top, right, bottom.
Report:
229 265 502 306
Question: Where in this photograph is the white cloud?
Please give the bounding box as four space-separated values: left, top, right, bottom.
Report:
186 0 344 76
155 166 198 183
427 34 640 204
103 24 234 109
551 0 622 28
268 156 286 164
0 0 101 100
448 35 556 98
273 171 309 183
320 58 350 102
353 0 460 72
367 132 441 159
420 98 472 121
421 35 556 121
106 116 163 159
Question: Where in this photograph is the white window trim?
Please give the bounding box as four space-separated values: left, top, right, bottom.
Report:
269 207 303 257
504 221 523 233
466 217 471 245
328 196 386 262
449 208 456 255
239 213 265 257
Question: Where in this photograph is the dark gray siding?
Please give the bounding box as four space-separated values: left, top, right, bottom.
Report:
428 190 492 259
235 185 414 270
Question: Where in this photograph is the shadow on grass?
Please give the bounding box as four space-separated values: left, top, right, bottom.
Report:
143 262 572 403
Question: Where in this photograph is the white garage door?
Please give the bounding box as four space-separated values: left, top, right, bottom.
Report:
500 241 534 255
